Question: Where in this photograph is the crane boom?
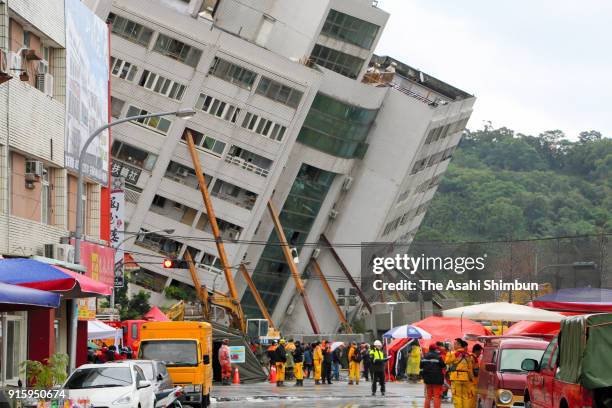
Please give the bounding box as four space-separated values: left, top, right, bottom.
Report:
310 259 352 333
184 129 245 332
267 200 320 334
239 263 276 330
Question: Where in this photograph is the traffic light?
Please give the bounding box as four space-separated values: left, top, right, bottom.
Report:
162 259 189 269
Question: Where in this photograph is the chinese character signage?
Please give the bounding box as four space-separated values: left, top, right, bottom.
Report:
77 297 97 320
70 239 115 286
111 161 142 185
111 177 125 287
65 0 109 185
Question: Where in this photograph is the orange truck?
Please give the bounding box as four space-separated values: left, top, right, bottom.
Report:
138 321 213 407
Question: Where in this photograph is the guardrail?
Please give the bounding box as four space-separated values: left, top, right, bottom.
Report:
224 155 270 177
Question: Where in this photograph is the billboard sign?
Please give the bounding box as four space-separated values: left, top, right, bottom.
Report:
71 239 115 287
229 346 245 363
110 177 125 287
65 0 110 185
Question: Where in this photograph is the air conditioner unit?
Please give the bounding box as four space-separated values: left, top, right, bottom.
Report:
36 59 49 74
25 160 44 181
36 73 53 97
312 248 320 259
8 51 22 73
44 243 75 263
329 209 339 219
342 176 354 191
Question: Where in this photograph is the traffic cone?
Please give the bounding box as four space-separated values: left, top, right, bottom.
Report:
233 367 240 384
269 366 277 383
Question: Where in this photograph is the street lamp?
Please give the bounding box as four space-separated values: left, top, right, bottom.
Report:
69 108 194 372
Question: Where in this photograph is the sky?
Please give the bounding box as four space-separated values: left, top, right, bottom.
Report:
374 0 612 139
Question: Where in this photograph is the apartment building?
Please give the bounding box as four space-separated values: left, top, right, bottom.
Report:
103 0 475 333
0 0 111 382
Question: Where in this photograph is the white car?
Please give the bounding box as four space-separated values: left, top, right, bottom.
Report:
63 362 154 408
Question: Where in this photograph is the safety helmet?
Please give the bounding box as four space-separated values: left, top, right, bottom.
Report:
279 339 286 344
374 340 382 347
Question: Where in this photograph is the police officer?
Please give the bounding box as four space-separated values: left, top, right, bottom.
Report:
369 340 387 396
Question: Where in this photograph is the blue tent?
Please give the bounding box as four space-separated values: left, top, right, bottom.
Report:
0 281 60 310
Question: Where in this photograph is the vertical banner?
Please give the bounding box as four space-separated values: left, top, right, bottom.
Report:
65 0 110 185
110 177 125 287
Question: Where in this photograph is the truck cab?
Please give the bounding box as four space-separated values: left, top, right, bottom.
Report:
138 321 213 408
522 314 612 408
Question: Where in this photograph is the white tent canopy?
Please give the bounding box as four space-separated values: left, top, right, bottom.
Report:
442 302 564 322
88 319 121 345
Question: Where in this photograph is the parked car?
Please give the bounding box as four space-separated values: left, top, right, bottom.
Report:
477 336 549 408
522 313 612 408
119 360 174 393
63 362 154 408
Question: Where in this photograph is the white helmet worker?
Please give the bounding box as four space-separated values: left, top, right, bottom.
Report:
374 340 382 347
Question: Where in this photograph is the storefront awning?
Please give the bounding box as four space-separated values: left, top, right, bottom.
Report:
0 258 112 298
88 319 121 345
0 282 60 310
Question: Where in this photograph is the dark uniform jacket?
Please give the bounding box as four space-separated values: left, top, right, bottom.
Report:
293 345 304 363
420 350 446 385
274 345 287 363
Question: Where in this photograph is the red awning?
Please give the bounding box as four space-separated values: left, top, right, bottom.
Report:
0 258 111 298
56 267 112 297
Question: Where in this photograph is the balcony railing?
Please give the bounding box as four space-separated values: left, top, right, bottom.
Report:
224 155 269 177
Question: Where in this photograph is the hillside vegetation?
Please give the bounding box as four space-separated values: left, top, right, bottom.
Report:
416 126 612 242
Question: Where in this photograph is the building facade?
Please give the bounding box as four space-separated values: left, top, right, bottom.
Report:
0 0 112 383
102 0 475 333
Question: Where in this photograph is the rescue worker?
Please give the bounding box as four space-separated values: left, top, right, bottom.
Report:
348 341 361 385
470 344 483 408
361 343 372 381
274 339 288 386
322 344 333 384
219 339 232 385
421 344 446 408
407 342 422 382
332 344 344 381
313 342 323 384
445 338 474 408
285 340 295 381
293 341 304 386
369 340 387 396
304 344 313 378
267 340 278 370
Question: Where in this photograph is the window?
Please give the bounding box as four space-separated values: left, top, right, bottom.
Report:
208 57 257 90
151 195 166 207
111 140 158 171
41 166 52 225
138 70 186 101
225 146 273 177
211 179 258 210
110 57 138 81
297 93 378 158
111 96 125 118
241 112 286 141
309 44 365 79
126 106 172 134
181 128 226 156
256 77 303 108
153 34 202 67
195 94 241 123
321 9 380 49
107 13 153 47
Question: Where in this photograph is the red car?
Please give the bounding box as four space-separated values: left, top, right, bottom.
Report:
477 336 549 408
522 314 612 408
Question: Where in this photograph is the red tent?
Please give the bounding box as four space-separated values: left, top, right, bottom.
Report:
144 306 170 321
504 320 561 336
530 288 612 313
385 316 491 380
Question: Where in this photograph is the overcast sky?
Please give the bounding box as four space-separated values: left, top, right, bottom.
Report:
375 0 612 139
